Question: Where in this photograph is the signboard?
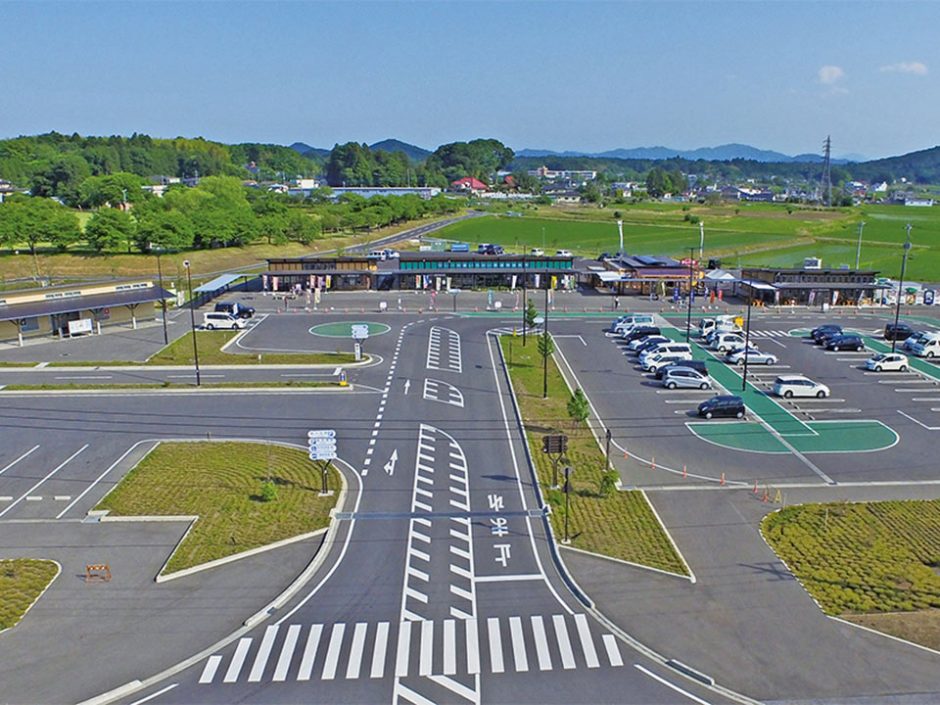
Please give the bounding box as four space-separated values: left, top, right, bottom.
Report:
351 324 369 340
307 430 336 439
542 434 568 455
308 429 338 461
68 318 93 336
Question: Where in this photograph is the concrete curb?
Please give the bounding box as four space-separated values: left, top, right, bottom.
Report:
559 543 694 583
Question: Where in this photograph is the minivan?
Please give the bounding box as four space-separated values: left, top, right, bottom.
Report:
910 335 940 358
711 333 750 353
884 322 915 341
662 367 712 390
699 315 739 338
613 314 655 334
631 335 670 354
811 324 842 343
622 326 661 344
654 359 708 379
824 334 865 352
639 342 692 364
203 312 245 330
214 301 255 319
642 351 693 373
771 375 830 398
697 395 746 420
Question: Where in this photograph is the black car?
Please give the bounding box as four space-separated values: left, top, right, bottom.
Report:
634 337 670 355
622 326 661 344
697 395 746 420
811 324 842 343
655 359 708 380
825 334 865 351
214 301 255 319
884 322 915 341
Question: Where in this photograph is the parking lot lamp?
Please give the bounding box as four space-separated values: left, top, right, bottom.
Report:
543 274 550 399
563 465 573 544
699 221 705 261
891 224 913 354
522 257 527 347
183 260 201 386
855 221 866 270
686 247 694 343
153 245 168 345
742 287 753 392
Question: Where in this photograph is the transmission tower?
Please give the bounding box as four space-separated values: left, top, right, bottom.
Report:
822 136 832 207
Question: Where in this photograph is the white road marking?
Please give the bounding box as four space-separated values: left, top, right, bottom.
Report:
509 616 529 672
272 624 300 682
297 624 323 681
53 375 113 380
466 618 481 674
0 445 39 477
58 442 155 518
370 622 389 678
0 444 88 518
223 638 252 683
25 496 42 501
634 664 713 705
395 621 412 677
419 620 434 676
898 409 940 431
247 625 278 682
531 616 552 671
574 614 599 668
346 622 368 679
474 574 543 583
321 623 346 680
198 655 222 684
603 634 624 667
128 684 178 705
443 619 457 675
487 617 504 673
553 615 576 669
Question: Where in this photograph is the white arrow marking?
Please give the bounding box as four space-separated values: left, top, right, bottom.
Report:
403 379 411 395
384 449 399 476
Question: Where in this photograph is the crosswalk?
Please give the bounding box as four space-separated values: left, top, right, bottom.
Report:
747 329 793 338
198 613 623 686
427 326 463 373
423 378 465 408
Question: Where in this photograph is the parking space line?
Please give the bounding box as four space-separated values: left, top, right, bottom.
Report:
0 445 40 477
0 444 88 519
57 442 152 519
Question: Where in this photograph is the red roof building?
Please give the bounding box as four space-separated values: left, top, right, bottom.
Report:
451 177 488 191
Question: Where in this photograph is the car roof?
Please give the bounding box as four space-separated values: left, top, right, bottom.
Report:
709 395 743 403
775 374 810 382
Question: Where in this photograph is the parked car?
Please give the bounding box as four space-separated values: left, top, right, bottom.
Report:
884 322 915 341
704 327 743 346
556 249 573 257
622 326 661 344
613 314 655 334
368 249 387 260
824 334 865 352
710 333 754 353
639 343 692 366
662 367 712 390
699 315 740 339
654 359 708 379
811 324 842 343
903 332 929 352
214 301 255 319
203 312 245 330
642 351 693 373
725 348 778 366
771 375 830 398
865 352 909 372
530 248 544 256
697 395 746 420
382 249 400 259
910 334 940 358
632 335 670 354
597 252 611 261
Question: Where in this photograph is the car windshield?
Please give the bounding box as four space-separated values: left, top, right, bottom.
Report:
871 353 887 361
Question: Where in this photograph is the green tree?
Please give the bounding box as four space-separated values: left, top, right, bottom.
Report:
566 387 590 427
85 207 137 252
0 195 80 253
597 470 618 498
135 209 195 252
77 172 144 208
537 331 555 398
524 299 538 335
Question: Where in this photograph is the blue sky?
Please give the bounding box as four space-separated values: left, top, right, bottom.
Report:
1 1 937 159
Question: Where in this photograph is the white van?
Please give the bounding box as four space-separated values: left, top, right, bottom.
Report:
368 250 387 260
203 312 245 330
613 314 655 334
711 332 754 352
639 342 691 365
911 334 940 358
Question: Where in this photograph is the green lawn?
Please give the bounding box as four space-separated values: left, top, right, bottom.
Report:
0 559 59 631
147 330 357 366
2 381 334 391
96 441 340 574
502 334 689 576
763 500 940 616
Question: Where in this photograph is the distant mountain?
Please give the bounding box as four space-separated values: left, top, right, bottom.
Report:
369 139 431 162
851 145 940 183
517 143 854 164
289 142 330 158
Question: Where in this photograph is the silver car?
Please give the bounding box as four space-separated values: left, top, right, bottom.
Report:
662 366 712 390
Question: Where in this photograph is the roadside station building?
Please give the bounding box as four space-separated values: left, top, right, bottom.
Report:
264 253 577 291
0 280 172 346
739 267 887 306
590 254 703 297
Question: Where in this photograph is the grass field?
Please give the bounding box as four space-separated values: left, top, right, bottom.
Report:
147 330 357 366
441 202 940 279
95 441 340 574
0 559 59 631
762 499 940 648
502 334 688 576
1 381 334 391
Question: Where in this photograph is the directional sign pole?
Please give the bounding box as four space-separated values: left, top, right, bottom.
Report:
320 460 331 495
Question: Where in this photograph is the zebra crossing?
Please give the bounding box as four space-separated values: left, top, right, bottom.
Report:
427 326 463 373
422 378 465 408
197 613 624 686
746 329 793 339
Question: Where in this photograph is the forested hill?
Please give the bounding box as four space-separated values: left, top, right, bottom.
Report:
848 145 940 184
0 132 321 187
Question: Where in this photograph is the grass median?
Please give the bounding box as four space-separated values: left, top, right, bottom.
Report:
763 499 940 649
1 381 336 391
95 441 340 575
0 559 59 631
501 334 689 576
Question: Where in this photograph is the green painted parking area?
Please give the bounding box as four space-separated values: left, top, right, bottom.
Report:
308 321 391 338
660 328 899 454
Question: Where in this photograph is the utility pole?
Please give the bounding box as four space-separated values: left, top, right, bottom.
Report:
855 221 866 270
183 260 201 386
892 224 913 353
822 136 832 207
521 257 527 346
685 247 695 343
543 274 550 399
154 246 169 345
699 220 705 261
741 287 753 392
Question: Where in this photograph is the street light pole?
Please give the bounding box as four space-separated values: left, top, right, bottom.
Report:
686 247 695 343
563 465 573 544
183 260 201 386
699 221 705 261
891 224 913 354
154 247 168 345
742 288 753 392
522 257 527 347
543 274 549 400
855 221 866 270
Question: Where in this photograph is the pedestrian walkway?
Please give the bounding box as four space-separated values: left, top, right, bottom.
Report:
197 613 623 685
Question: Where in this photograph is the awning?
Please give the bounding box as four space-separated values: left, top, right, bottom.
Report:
739 280 778 292
0 286 173 323
194 273 252 293
596 272 623 283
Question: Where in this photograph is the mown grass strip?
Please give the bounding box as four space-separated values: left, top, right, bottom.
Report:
95 441 340 574
0 559 59 631
147 330 357 366
763 500 940 617
501 335 689 576
2 381 336 391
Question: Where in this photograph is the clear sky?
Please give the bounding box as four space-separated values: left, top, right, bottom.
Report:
2 0 937 159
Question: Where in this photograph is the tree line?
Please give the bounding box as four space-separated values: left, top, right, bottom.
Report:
0 176 464 255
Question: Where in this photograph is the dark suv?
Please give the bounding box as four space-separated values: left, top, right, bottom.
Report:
697 395 746 420
825 334 864 351
622 326 661 344
654 359 708 380
884 322 914 341
811 324 842 343
214 301 255 319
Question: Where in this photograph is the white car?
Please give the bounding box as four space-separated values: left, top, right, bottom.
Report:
771 375 830 399
865 352 909 372
643 351 693 373
530 248 544 256
202 312 245 330
556 249 573 257
628 334 668 352
726 348 777 366
711 333 754 353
